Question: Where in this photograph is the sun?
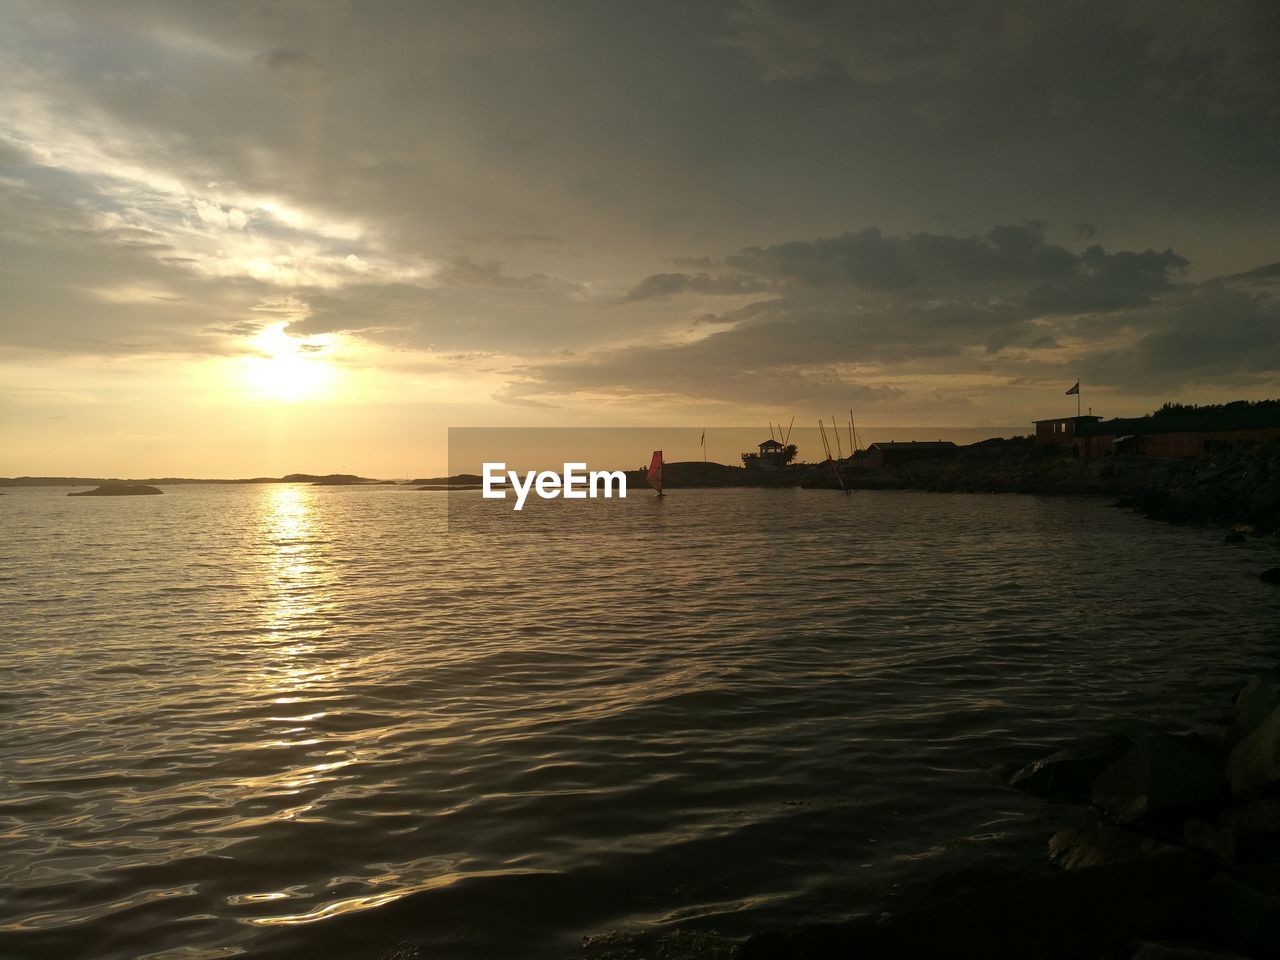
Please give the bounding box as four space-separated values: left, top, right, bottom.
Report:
243 323 335 402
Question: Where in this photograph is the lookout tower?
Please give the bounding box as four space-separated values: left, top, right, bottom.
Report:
742 438 790 470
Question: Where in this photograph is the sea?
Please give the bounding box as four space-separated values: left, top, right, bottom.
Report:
1 484 1277 959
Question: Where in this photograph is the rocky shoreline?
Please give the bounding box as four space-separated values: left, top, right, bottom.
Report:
734 445 1280 959
828 440 1280 536
737 665 1280 960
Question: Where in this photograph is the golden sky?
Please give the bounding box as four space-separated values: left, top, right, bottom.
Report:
2 1 1278 477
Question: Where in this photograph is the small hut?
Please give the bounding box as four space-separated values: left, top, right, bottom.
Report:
742 438 791 470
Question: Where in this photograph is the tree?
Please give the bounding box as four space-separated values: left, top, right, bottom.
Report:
783 444 798 465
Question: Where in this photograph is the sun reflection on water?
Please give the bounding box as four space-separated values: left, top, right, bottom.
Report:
240 485 360 819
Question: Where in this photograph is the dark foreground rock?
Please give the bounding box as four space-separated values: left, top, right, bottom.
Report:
738 850 1210 960
68 483 163 496
1227 706 1280 796
1092 734 1225 824
1130 940 1254 959
742 666 1280 960
1232 677 1280 743
1049 816 1180 869
1011 734 1132 802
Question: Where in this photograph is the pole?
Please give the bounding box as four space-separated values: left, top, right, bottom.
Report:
1077 380 1081 418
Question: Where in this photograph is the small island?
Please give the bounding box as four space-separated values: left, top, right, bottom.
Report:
68 483 164 496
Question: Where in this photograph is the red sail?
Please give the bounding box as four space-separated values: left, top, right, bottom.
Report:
646 450 663 493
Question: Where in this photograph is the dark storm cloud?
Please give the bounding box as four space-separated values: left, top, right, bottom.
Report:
1223 262 1280 286
721 224 1184 306
504 222 1274 405
726 0 1280 127
623 272 772 300
1080 285 1280 389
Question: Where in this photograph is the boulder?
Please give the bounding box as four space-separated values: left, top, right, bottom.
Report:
1227 706 1280 795
1203 871 1280 956
1010 734 1133 802
1184 819 1236 863
739 850 1209 960
1222 800 1280 862
1093 734 1225 824
1232 677 1280 742
1050 817 1179 869
1130 941 1252 960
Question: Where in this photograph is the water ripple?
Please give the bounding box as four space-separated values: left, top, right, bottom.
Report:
1 485 1277 959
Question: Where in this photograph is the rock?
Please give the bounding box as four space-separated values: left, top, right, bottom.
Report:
1050 817 1179 869
1184 819 1236 863
68 483 163 496
1204 871 1280 956
1222 800 1280 862
1093 734 1225 824
1130 941 1253 959
1222 799 1280 834
739 850 1210 960
1232 677 1280 742
1010 734 1133 802
1227 706 1280 795
1261 567 1280 585
1224 531 1246 544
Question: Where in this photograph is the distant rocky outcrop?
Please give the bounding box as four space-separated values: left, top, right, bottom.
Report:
411 474 484 489
4 473 385 486
68 483 163 496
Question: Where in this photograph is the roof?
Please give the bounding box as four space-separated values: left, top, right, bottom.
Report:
1077 402 1280 438
868 441 958 450
1032 415 1102 425
758 439 785 449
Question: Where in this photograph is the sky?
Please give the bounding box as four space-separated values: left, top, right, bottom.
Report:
2 0 1278 477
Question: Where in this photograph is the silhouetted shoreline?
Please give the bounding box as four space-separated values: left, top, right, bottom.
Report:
9 441 1279 535
1 473 384 487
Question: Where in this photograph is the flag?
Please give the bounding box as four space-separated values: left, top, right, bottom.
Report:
1065 381 1080 395
699 429 705 446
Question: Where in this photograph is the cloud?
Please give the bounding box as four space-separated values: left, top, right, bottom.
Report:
623 271 772 300
257 47 327 83
437 256 569 291
495 222 1276 408
0 0 1277 445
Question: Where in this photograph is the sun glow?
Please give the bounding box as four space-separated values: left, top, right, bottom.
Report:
243 323 336 402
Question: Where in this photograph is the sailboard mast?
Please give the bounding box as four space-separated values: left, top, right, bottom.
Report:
818 420 850 495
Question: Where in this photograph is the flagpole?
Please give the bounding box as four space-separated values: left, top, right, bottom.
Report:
1078 379 1081 418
